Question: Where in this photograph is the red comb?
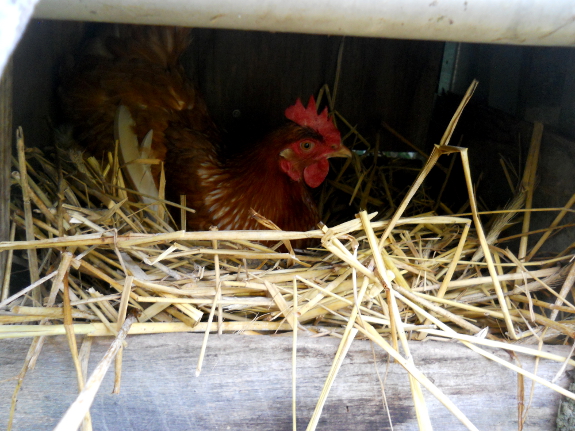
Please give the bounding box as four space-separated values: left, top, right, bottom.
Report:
285 96 341 146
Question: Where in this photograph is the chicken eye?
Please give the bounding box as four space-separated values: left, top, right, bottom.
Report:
300 141 314 151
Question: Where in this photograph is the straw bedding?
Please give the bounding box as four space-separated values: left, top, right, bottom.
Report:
2 81 575 430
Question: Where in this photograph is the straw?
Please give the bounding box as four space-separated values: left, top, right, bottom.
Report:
4 81 575 430
53 312 138 431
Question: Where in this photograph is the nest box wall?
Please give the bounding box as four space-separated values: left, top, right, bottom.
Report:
11 20 444 153
0 62 11 288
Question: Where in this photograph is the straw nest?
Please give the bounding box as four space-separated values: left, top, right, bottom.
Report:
2 81 575 430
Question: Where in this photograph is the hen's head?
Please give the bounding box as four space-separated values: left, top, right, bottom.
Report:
279 96 351 188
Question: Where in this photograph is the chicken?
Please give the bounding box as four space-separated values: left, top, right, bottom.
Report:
60 25 351 233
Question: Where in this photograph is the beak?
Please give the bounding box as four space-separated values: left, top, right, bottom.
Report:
327 145 352 159
280 148 296 160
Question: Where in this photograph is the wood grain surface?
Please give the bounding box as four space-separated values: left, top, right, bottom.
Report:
0 334 571 430
0 59 12 292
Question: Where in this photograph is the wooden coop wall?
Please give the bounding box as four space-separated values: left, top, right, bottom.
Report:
0 61 11 289
10 20 444 151
0 334 570 430
428 42 575 256
442 43 575 139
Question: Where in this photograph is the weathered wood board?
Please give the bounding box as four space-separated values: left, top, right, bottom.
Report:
0 334 570 430
0 59 12 290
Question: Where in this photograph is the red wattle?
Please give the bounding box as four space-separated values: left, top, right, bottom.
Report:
303 158 329 188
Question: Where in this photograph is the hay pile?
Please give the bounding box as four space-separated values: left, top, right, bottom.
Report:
2 81 575 430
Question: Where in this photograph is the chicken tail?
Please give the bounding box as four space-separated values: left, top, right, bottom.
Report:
104 25 192 69
60 24 210 162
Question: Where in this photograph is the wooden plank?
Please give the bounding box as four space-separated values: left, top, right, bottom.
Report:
0 58 12 292
0 334 570 430
185 29 443 152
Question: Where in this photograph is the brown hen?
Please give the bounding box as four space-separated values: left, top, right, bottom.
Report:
60 26 351 234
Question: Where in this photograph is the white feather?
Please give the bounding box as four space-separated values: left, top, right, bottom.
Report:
114 105 159 209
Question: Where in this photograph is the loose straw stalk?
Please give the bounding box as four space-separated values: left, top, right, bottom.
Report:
53 312 138 431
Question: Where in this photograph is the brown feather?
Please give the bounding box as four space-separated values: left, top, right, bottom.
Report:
60 25 348 239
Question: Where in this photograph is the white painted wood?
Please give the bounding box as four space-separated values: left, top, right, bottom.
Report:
0 0 40 77
32 0 575 47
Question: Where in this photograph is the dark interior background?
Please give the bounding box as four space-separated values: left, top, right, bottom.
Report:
11 20 444 153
